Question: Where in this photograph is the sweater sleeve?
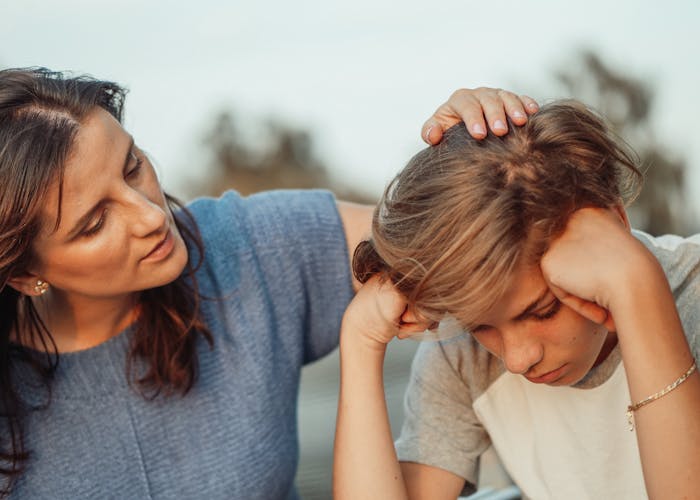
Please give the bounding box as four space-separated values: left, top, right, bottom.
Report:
187 189 354 364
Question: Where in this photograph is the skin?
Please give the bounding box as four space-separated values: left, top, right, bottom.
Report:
469 262 615 386
421 88 539 144
334 207 700 499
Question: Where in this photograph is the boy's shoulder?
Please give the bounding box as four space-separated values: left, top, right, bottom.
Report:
415 335 507 403
633 230 700 359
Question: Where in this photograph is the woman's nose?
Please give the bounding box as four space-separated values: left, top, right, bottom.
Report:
128 191 167 237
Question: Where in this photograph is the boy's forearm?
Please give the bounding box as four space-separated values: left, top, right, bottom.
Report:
613 256 700 499
333 326 408 500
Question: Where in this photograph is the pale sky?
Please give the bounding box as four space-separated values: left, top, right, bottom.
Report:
2 0 699 214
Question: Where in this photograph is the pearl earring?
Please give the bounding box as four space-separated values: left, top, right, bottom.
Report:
33 280 49 295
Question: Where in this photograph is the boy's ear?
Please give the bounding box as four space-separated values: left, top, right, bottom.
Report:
6 273 49 296
399 307 435 333
611 203 631 231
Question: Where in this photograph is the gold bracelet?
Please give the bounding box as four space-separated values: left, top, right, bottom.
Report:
626 361 697 431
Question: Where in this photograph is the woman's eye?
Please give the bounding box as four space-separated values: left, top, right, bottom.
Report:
82 211 107 237
533 299 562 321
126 155 143 179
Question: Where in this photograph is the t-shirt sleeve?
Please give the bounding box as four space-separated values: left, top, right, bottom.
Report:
671 238 700 363
634 232 700 364
395 339 491 492
187 189 354 364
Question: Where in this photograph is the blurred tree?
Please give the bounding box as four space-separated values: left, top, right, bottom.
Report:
556 50 694 235
193 109 373 204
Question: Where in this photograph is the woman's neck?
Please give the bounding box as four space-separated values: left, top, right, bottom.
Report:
28 290 138 353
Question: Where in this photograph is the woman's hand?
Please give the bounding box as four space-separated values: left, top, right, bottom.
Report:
540 207 654 331
423 88 539 145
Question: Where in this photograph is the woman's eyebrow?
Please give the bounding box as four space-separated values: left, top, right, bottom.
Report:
512 287 552 322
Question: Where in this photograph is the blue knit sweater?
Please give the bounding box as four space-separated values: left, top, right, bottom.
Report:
11 190 353 499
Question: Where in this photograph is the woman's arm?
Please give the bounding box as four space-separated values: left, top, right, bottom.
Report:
541 208 700 499
336 201 374 291
332 278 465 499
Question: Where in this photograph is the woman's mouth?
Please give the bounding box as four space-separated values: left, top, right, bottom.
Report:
142 229 175 262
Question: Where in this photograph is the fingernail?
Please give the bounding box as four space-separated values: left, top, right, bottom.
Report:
471 123 486 136
424 125 434 143
528 102 538 111
494 119 507 131
513 110 525 119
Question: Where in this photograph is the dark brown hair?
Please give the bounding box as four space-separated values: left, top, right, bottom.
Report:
0 67 212 495
354 100 642 329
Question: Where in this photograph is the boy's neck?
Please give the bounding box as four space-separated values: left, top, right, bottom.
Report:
592 330 618 368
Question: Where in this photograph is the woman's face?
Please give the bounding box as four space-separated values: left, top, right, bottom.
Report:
28 107 188 300
468 263 616 386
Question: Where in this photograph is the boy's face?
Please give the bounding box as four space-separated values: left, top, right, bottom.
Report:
468 262 616 386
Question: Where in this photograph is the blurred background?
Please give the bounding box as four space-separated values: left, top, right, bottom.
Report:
3 1 699 498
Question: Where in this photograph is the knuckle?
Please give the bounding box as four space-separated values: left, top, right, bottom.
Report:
449 89 478 107
453 92 480 108
480 93 500 106
497 89 516 101
449 88 468 100
436 102 452 113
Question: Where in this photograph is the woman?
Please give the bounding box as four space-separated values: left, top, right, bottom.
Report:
0 67 533 498
334 101 700 499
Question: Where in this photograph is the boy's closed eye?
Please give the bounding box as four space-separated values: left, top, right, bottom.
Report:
531 298 562 321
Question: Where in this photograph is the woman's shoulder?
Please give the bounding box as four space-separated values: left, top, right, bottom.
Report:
185 188 342 251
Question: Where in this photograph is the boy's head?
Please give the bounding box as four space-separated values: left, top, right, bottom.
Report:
354 100 642 331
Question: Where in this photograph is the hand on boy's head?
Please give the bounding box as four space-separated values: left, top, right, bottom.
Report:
422 87 539 145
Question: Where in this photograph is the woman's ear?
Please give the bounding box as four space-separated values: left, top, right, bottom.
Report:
6 273 50 296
